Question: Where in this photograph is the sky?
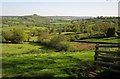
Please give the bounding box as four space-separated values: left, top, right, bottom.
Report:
1 0 119 16
1 0 119 2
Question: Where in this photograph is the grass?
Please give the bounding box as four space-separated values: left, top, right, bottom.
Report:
2 25 28 31
2 43 43 56
2 25 47 33
2 42 94 78
51 22 71 25
29 36 38 41
2 50 94 78
61 32 75 35
84 37 120 43
2 26 118 78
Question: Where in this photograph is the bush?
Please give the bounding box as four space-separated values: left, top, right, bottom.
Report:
2 36 6 42
2 29 28 43
50 34 70 51
106 28 115 37
50 34 68 47
37 31 50 43
2 30 13 42
12 29 28 43
56 41 71 51
116 31 120 38
69 35 76 41
75 34 80 40
38 33 71 51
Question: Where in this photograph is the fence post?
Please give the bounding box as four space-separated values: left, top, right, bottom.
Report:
93 43 99 69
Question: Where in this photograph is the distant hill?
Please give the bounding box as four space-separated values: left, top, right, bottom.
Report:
45 16 92 21
2 14 51 27
2 14 93 27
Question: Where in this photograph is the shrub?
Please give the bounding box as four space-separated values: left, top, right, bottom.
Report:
12 29 28 43
50 34 70 51
75 34 80 40
50 34 68 47
2 30 13 42
69 35 76 41
37 31 50 43
2 29 28 43
106 28 115 37
56 41 71 51
2 36 6 42
116 31 120 38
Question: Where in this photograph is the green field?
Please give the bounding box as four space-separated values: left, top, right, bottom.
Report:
51 21 71 25
85 37 120 43
2 42 94 78
2 43 56 57
2 35 119 78
2 44 94 78
2 43 40 56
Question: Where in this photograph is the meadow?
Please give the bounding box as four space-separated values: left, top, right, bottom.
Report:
2 43 94 78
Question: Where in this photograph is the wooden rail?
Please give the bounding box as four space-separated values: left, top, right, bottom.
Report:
94 43 120 74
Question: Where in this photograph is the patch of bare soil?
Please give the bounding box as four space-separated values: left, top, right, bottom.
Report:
72 43 96 51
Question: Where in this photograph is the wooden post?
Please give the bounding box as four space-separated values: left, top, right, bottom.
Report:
93 43 99 69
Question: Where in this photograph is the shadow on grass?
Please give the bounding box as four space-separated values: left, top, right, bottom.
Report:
2 48 95 79
96 70 120 78
28 42 40 46
28 42 55 51
2 73 53 79
2 76 98 79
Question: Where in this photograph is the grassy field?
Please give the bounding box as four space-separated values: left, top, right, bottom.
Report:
2 43 55 57
84 37 120 43
51 21 71 25
2 25 28 31
2 42 95 78
2 32 119 78
2 50 94 78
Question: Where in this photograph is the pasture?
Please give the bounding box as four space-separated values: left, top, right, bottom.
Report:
2 44 94 78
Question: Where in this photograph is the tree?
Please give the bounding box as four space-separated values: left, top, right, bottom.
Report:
12 29 28 43
57 28 62 35
94 21 113 34
2 30 13 42
106 28 115 37
2 29 28 43
37 31 50 43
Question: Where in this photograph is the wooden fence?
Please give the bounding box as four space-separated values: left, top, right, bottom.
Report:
94 43 120 73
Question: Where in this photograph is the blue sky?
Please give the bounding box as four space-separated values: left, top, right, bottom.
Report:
1 0 118 16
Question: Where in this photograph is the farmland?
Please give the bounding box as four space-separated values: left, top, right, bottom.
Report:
2 49 94 78
1 14 120 78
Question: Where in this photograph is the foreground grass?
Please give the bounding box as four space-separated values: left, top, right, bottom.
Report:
2 50 94 78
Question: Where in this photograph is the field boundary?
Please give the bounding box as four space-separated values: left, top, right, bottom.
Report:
94 43 120 74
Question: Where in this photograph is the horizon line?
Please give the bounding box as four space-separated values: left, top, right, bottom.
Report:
1 14 118 17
